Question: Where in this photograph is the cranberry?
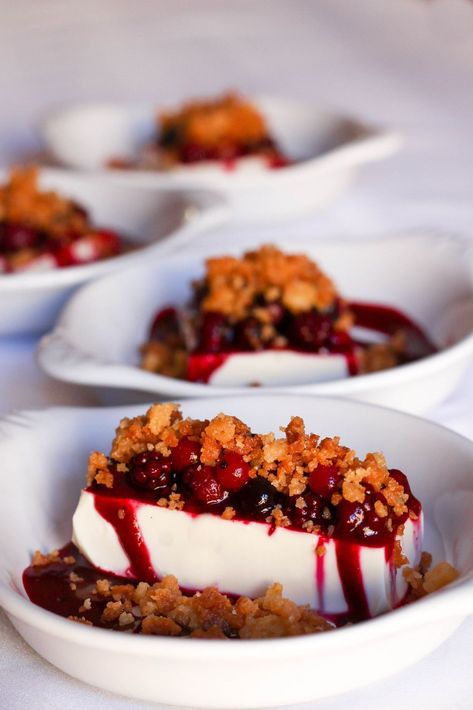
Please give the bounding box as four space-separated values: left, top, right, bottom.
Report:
327 330 353 350
237 478 278 519
181 143 210 163
289 311 333 350
309 464 341 498
216 451 250 491
388 469 421 518
286 492 331 530
198 312 231 353
335 485 389 542
234 317 264 351
184 464 229 507
0 222 41 252
150 308 181 342
171 437 201 472
128 451 173 492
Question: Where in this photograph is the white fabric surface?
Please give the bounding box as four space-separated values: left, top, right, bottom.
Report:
0 1 473 708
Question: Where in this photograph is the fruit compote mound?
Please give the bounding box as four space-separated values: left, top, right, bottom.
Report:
23 404 458 638
111 93 289 171
140 245 435 385
0 167 122 273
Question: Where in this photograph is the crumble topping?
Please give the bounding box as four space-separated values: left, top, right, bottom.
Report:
0 167 89 237
198 245 338 320
88 403 415 536
404 552 459 600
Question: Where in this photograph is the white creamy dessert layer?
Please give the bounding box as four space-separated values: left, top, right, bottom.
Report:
206 351 350 386
72 489 422 618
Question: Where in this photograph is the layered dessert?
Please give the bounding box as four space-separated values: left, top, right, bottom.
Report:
0 168 122 273
24 403 458 639
110 93 289 172
141 245 435 385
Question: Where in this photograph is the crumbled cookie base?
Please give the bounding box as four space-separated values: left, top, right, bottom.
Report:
404 552 459 600
85 574 332 639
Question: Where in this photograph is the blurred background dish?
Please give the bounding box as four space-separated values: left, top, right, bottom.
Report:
0 167 228 335
38 232 473 413
41 95 401 223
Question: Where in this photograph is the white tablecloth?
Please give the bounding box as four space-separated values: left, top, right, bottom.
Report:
1 1 472 708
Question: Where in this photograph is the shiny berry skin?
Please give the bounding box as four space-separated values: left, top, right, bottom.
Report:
335 485 389 543
309 464 341 498
198 312 230 353
286 492 331 530
171 437 201 472
266 301 285 325
216 451 250 491
0 222 41 252
184 464 229 507
237 478 278 519
128 451 173 492
289 311 333 350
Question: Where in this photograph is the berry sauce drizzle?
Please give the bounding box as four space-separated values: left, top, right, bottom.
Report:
93 497 157 583
150 301 435 384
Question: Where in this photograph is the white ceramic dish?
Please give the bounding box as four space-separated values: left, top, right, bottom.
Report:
0 395 472 707
0 168 227 336
41 96 401 222
38 233 473 414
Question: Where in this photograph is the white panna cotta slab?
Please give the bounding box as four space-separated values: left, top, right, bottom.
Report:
72 488 422 619
205 351 350 386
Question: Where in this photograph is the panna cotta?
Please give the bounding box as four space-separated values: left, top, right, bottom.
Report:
0 167 123 273
72 403 423 622
141 245 435 386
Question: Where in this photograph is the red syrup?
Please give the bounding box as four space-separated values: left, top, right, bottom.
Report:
93 496 157 583
186 302 434 383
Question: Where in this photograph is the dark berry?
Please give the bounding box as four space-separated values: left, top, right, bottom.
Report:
171 437 201 472
335 485 389 542
198 312 231 353
128 451 173 492
237 478 278 519
181 142 211 163
216 451 250 491
286 492 332 530
1 222 42 252
184 464 229 507
289 311 333 351
309 464 341 498
234 317 264 351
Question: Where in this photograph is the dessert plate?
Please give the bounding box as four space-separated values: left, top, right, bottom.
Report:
38 232 473 414
41 96 401 222
0 395 472 707
0 168 228 335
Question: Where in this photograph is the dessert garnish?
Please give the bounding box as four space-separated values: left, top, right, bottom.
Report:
0 167 122 273
110 93 289 171
23 403 458 637
140 245 435 384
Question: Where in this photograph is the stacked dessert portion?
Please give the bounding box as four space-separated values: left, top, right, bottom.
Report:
141 245 435 385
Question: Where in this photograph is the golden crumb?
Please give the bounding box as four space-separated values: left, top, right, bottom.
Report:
221 506 236 520
32 549 60 567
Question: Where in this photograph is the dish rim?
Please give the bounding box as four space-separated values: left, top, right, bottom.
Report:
1 394 472 658
37 231 473 396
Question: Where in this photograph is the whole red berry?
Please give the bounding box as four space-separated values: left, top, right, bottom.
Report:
171 437 201 472
198 312 230 353
184 464 229 507
289 311 333 350
309 464 341 498
286 492 331 530
216 451 250 491
128 451 173 492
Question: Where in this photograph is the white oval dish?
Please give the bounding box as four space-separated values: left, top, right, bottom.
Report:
0 168 228 336
41 96 401 222
0 395 472 707
38 233 473 414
